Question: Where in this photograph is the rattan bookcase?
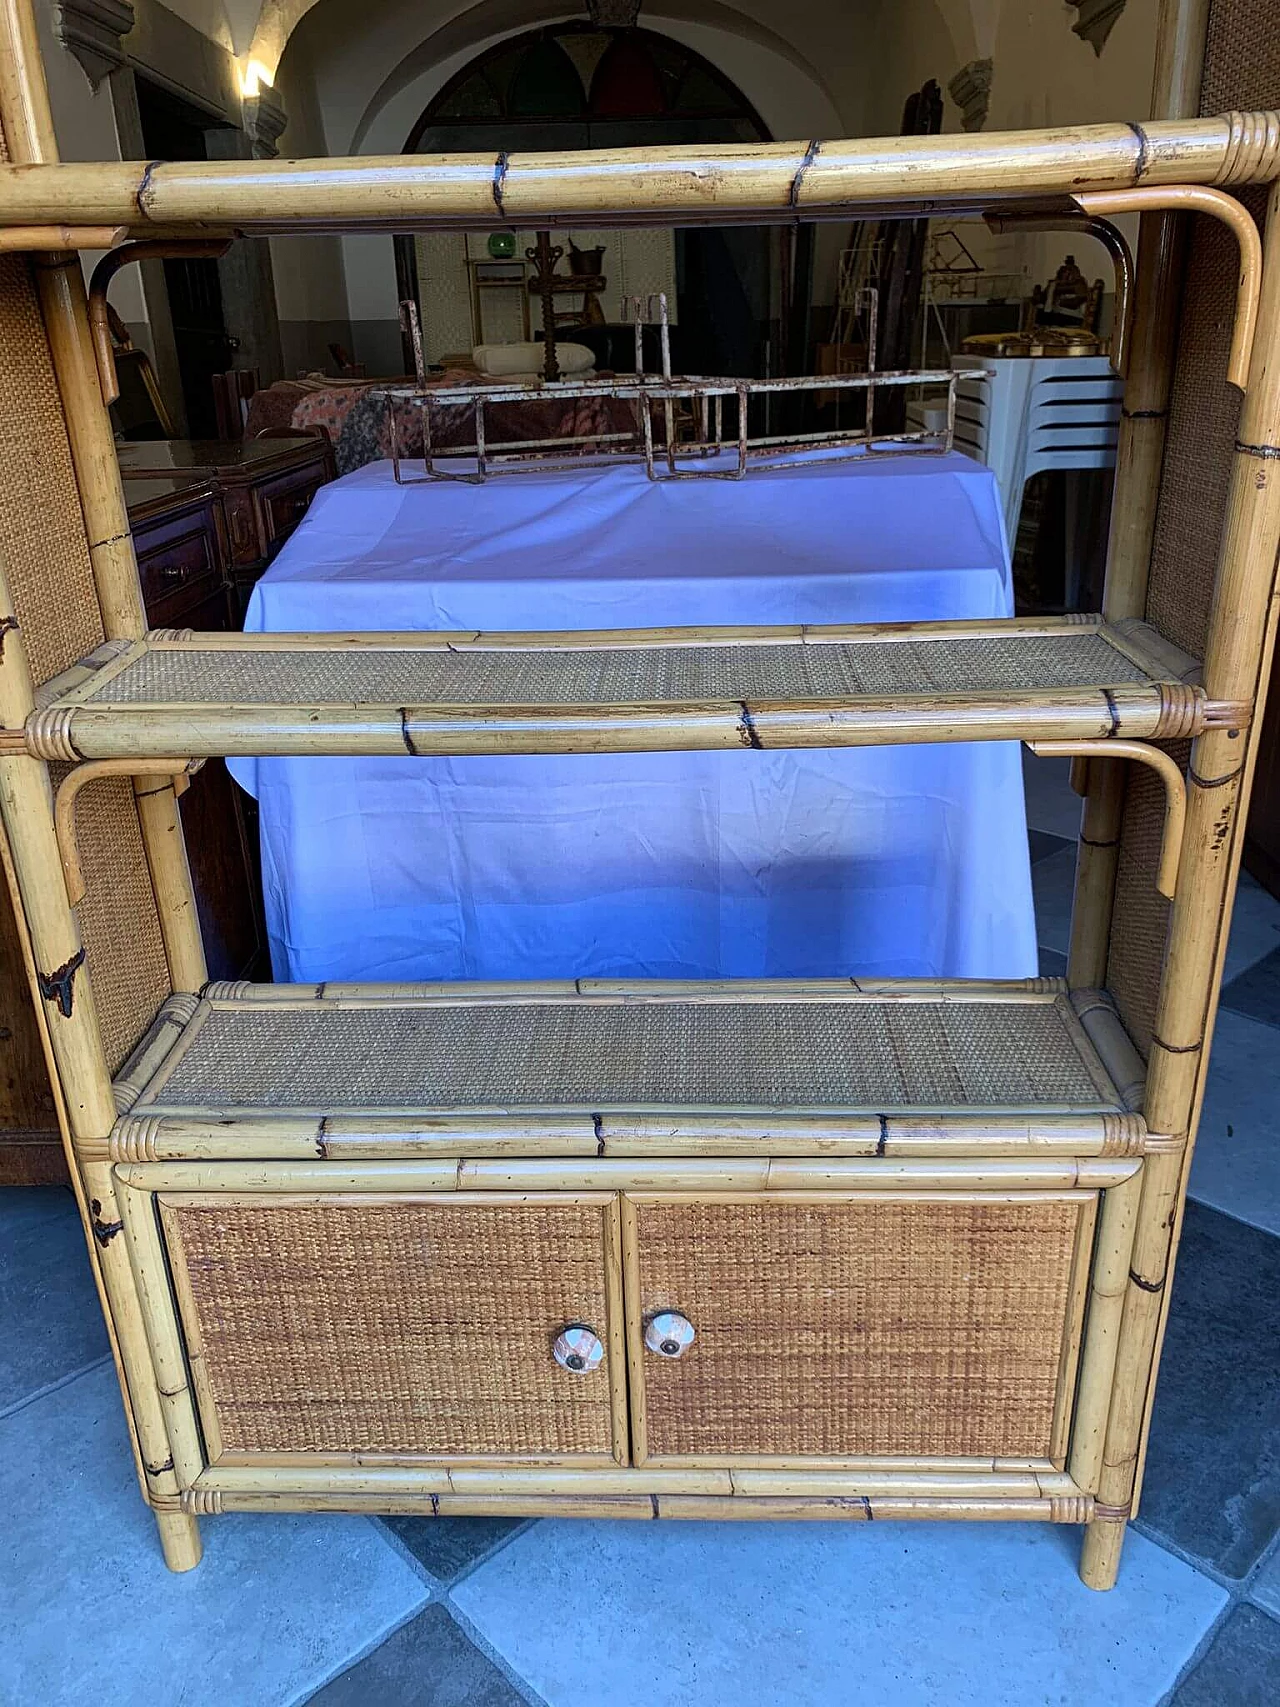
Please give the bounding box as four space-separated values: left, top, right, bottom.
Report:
0 0 1275 1588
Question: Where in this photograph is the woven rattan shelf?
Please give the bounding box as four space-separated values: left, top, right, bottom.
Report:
105 977 1149 1162
20 613 1231 760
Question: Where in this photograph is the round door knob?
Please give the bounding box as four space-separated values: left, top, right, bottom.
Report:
644 1311 695 1359
552 1324 604 1374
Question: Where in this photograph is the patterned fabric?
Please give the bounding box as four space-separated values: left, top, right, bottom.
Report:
245 376 638 474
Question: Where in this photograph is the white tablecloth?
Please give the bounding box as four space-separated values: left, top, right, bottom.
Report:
230 453 1038 984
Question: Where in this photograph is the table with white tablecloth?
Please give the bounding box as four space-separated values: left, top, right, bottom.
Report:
228 451 1038 984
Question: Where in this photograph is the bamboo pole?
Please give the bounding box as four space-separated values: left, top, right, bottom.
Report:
0 224 125 251
180 1488 1088 1522
1071 0 1212 984
0 0 205 996
0 0 203 1568
27 682 1218 762
109 1109 1142 1163
0 573 201 1567
1068 1170 1142 1493
112 1159 1138 1195
1080 180 1280 1592
115 1181 208 1486
195 1462 1081 1499
0 115 1274 236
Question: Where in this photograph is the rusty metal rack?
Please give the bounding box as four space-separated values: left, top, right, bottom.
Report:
378 294 979 484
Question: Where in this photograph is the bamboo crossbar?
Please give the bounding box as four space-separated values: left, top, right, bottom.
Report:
0 114 1275 236
191 1463 1085 1500
181 1489 1091 1524
17 616 1241 762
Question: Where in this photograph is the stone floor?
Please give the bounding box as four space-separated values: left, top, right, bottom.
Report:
2 754 1278 1705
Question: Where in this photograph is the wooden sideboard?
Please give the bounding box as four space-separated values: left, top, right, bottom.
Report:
0 437 333 1184
116 435 335 618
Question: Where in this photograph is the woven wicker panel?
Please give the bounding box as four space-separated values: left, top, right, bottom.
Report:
0 258 104 687
166 1197 617 1457
89 631 1150 707
632 1198 1083 1458
1106 741 1192 1058
70 776 172 1070
0 107 171 1072
143 993 1117 1112
1144 0 1280 656
1110 0 1280 1044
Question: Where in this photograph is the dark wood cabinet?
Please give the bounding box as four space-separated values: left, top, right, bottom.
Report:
0 437 333 1183
116 435 335 619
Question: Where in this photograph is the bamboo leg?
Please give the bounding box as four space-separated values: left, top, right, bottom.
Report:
0 417 197 1563
1080 180 1280 1590
1080 1514 1126 1591
156 1509 202 1573
0 597 191 1544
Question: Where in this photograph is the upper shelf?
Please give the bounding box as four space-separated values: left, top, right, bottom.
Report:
0 112 1277 238
18 615 1243 762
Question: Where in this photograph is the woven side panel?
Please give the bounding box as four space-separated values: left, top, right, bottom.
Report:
1115 0 1280 1042
634 1198 1083 1458
1145 0 1280 656
0 257 103 685
1106 743 1189 1056
72 777 171 1071
0 105 171 1072
169 1199 617 1457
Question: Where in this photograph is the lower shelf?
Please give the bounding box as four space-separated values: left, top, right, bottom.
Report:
111 976 1146 1159
106 977 1146 1498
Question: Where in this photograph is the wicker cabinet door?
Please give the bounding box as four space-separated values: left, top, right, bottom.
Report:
623 1194 1093 1464
159 1193 626 1465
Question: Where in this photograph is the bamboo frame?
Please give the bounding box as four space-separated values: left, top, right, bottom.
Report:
17 615 1237 762
1026 741 1186 897
1080 177 1280 1591
1068 0 1211 996
0 115 1276 237
0 2 205 1011
0 0 1272 1587
86 241 230 408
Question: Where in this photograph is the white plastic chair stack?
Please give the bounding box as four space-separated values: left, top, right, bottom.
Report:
950 354 1123 548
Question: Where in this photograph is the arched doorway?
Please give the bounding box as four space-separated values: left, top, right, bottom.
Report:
396 23 778 380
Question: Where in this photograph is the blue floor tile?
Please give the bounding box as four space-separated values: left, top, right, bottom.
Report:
0 1186 108 1413
453 1519 1225 1707
0 1363 429 1707
308 1605 527 1706
1166 1604 1280 1706
380 1516 527 1585
1190 1009 1280 1236
1136 1202 1280 1579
